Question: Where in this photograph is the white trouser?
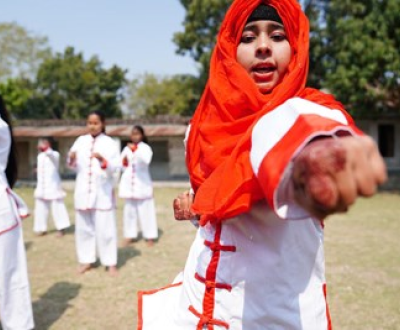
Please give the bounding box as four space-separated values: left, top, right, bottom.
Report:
123 199 158 240
33 198 70 233
75 209 117 266
0 225 34 330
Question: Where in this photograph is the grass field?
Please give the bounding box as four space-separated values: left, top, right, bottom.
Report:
7 187 400 329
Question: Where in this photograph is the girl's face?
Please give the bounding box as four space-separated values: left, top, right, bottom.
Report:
87 114 104 137
131 128 143 144
236 20 291 94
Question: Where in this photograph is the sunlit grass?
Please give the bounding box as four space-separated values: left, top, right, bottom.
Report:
10 188 400 329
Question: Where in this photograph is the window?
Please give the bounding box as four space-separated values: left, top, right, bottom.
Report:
148 140 169 162
378 124 395 158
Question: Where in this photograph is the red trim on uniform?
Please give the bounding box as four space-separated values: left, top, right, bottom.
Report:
188 223 236 330
204 240 236 252
257 116 360 211
323 283 332 330
1 188 25 234
137 282 183 330
195 272 232 291
0 221 19 235
100 159 108 169
189 305 229 329
86 138 96 208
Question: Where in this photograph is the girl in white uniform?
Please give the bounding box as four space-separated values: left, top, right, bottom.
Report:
0 95 34 330
34 137 70 237
68 111 119 276
119 126 158 247
138 1 387 329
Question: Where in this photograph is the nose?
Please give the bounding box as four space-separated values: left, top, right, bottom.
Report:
256 34 271 57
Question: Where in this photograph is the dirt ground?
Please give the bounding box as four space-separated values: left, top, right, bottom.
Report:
6 188 400 329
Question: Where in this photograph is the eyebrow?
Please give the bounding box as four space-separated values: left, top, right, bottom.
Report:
242 22 285 33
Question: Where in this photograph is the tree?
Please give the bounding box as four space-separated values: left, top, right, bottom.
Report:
31 46 127 119
321 0 400 115
173 0 233 91
302 0 330 89
126 73 199 117
175 0 400 116
0 78 35 118
0 22 51 81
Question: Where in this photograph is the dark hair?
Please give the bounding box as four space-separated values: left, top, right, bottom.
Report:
0 95 18 188
39 136 55 147
88 110 106 133
132 125 148 144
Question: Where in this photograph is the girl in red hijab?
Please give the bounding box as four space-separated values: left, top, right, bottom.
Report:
138 1 386 329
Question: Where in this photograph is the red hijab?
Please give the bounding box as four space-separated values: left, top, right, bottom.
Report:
187 0 353 225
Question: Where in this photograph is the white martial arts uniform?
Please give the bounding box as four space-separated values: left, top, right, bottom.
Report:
138 98 357 330
33 148 70 233
0 116 34 330
69 133 119 266
118 143 158 240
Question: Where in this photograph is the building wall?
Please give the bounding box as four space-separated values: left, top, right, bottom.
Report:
168 136 188 178
15 120 399 189
16 135 187 181
357 119 400 189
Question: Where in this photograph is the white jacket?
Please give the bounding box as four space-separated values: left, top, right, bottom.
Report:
0 116 28 235
118 142 153 199
69 133 119 211
34 149 66 200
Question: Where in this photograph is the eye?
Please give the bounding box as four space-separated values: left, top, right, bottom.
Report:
270 32 287 42
240 33 256 44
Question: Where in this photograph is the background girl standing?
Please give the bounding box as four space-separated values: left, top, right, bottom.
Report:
68 110 119 276
119 126 158 247
0 95 34 330
34 137 70 237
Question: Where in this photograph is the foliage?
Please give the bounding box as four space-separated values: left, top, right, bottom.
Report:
0 22 51 81
0 78 35 118
126 73 199 117
303 0 329 89
321 0 400 115
174 0 400 116
173 0 233 90
3 47 128 119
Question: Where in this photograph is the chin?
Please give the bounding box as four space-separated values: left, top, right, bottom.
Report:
258 86 273 94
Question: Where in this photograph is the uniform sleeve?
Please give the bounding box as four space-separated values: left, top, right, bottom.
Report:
135 144 153 165
120 147 129 168
67 137 81 170
45 149 60 168
250 97 362 220
100 138 120 174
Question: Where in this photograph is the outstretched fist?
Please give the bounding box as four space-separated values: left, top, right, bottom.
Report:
292 136 387 219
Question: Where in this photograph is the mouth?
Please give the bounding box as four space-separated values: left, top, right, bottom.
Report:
251 63 276 74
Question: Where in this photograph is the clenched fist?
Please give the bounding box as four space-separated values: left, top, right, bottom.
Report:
292 136 387 219
173 190 197 220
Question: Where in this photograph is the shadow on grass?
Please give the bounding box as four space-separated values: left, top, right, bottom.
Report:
45 224 75 236
25 241 33 251
32 282 81 330
118 245 142 269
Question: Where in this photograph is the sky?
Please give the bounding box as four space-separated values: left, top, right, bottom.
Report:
0 0 199 78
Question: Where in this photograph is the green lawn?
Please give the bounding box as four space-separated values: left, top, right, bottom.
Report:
9 188 400 329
